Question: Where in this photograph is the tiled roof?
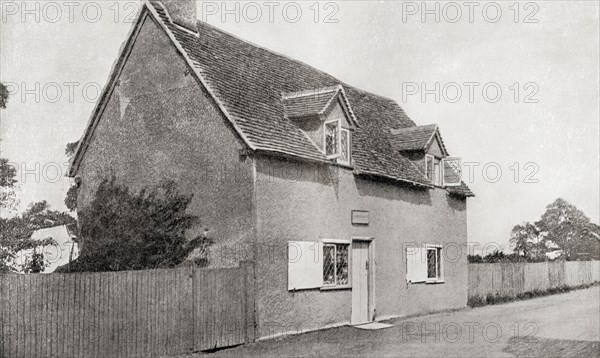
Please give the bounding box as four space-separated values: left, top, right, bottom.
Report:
390 124 448 154
144 1 472 193
282 87 339 119
447 183 475 197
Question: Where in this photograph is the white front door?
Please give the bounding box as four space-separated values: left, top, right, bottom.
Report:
351 240 371 325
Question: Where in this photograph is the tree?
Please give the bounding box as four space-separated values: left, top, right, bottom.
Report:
0 158 19 212
509 198 599 261
0 82 77 272
0 82 8 109
537 198 595 260
1 201 76 272
510 222 545 260
64 141 80 212
0 83 18 211
64 177 208 272
467 251 527 264
568 222 600 260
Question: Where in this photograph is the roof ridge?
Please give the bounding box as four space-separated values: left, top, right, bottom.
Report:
282 85 341 99
189 19 409 110
390 124 437 135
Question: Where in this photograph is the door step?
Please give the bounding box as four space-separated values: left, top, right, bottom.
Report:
354 322 394 330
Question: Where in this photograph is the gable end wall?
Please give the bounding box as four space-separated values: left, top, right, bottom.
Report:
76 15 255 267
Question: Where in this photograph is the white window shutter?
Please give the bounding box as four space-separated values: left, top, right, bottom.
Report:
406 247 427 283
442 157 462 187
288 241 323 290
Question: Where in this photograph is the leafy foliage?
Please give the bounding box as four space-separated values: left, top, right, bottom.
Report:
510 222 546 261
0 159 19 212
64 141 81 212
63 177 207 272
64 185 78 212
0 201 76 272
506 198 600 261
0 158 17 188
537 198 598 260
21 251 46 274
0 82 8 109
468 250 530 264
65 141 80 157
0 81 75 272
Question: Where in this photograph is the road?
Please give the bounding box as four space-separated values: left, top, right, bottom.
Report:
177 286 600 357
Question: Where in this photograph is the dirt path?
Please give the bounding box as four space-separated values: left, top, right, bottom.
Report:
176 286 600 357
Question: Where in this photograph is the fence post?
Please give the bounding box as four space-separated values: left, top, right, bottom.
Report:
240 261 256 343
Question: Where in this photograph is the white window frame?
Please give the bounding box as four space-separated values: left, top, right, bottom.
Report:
322 239 351 288
433 159 442 186
425 154 435 182
442 157 462 187
339 128 351 165
425 244 444 283
324 119 341 159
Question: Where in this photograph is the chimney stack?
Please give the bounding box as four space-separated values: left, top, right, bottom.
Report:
160 0 197 32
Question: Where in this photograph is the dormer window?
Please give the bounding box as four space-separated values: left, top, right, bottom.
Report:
339 128 350 165
425 154 462 187
325 120 340 158
282 85 357 166
324 119 351 165
425 154 441 186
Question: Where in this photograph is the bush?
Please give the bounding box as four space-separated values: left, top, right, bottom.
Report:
468 295 486 307
64 177 207 272
468 282 600 307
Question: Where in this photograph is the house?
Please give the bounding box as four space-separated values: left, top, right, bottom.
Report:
68 0 474 338
13 225 79 273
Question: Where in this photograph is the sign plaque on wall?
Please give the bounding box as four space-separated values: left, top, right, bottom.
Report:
351 210 370 225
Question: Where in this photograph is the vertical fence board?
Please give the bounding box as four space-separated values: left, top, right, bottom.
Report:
1 264 255 357
469 260 600 300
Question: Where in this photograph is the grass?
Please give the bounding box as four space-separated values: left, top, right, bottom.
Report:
468 282 599 307
503 336 600 357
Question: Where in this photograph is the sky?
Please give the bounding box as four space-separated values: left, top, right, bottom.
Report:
1 1 599 252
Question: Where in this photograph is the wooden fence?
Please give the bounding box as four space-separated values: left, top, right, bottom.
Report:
0 262 256 358
468 260 600 300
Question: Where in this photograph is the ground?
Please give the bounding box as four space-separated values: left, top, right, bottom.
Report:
174 287 600 357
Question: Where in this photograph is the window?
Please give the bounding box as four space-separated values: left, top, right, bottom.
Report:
339 128 351 165
323 243 349 286
442 157 462 186
426 156 463 187
426 246 442 280
425 154 442 186
324 119 352 165
425 154 434 181
406 245 444 283
433 160 441 186
325 120 339 158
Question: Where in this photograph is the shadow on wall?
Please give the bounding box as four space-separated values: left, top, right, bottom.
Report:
355 176 433 207
446 194 467 212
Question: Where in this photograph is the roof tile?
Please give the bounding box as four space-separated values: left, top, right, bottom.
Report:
148 1 472 194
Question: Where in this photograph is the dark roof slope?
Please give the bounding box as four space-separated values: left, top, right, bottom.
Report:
146 1 471 192
391 124 442 152
282 87 339 119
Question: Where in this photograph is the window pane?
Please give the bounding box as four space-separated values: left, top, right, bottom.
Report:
437 248 442 278
434 161 440 185
427 249 437 279
325 122 339 156
335 244 349 285
323 245 336 285
340 130 349 163
426 156 434 181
